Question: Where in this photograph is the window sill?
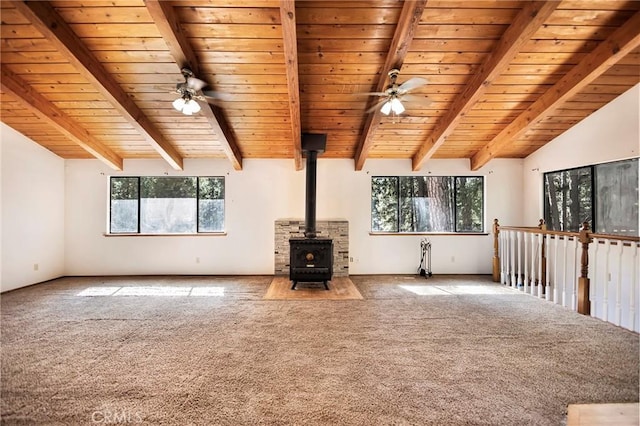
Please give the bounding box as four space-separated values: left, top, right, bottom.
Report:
104 232 227 237
369 232 488 236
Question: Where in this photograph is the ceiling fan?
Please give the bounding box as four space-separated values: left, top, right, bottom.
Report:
172 67 206 115
172 67 227 115
366 69 430 116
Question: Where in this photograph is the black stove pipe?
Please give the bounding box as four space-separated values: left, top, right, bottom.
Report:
301 133 327 239
305 150 318 238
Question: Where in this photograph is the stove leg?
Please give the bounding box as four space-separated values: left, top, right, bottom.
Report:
291 281 297 290
323 280 329 290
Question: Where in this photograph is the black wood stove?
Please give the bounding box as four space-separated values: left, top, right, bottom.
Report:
289 133 333 290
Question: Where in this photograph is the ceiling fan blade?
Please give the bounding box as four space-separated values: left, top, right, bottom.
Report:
201 90 233 102
366 98 388 113
398 77 428 93
186 76 207 91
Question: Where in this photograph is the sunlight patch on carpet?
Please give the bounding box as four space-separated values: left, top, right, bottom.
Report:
399 284 517 295
443 285 517 295
76 286 225 297
398 285 449 295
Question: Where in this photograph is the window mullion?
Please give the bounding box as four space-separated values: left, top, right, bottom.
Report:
196 177 200 233
137 177 141 234
453 177 458 233
590 165 596 232
396 176 401 233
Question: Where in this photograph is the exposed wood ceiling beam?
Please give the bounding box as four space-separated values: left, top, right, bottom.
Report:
470 10 640 171
354 0 427 171
280 0 303 170
143 0 193 72
1 65 123 171
10 0 183 170
412 1 560 171
144 0 243 171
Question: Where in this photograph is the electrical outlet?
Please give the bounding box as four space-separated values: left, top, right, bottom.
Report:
196 257 200 264
451 256 455 263
33 263 39 271
349 257 354 262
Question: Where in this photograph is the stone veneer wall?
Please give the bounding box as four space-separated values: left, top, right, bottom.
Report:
274 219 349 277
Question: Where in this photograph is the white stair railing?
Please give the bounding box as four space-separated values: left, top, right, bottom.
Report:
493 219 640 332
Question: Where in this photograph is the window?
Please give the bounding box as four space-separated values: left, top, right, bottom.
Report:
110 177 139 233
371 176 484 233
109 176 225 234
543 167 592 233
544 158 639 236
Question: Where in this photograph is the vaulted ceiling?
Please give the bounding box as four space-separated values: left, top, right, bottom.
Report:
1 0 639 172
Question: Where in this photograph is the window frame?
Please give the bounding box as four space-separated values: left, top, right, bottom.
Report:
108 176 225 236
543 157 639 236
370 175 486 235
543 165 594 233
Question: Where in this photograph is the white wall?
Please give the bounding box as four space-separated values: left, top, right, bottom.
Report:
346 158 523 274
1 123 65 292
522 84 640 225
64 158 305 275
64 156 523 276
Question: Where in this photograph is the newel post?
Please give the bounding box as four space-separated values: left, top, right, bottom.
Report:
492 218 500 282
539 219 547 288
578 221 592 315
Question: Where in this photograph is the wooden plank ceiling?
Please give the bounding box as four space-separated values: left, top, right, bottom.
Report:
1 0 639 172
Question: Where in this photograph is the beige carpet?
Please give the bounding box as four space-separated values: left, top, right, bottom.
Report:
1 274 638 425
264 276 363 300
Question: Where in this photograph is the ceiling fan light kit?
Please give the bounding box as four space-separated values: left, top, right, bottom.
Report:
381 97 405 115
173 67 208 116
172 95 201 115
368 68 428 116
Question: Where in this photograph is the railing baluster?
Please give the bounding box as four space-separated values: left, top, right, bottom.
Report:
505 231 513 286
553 236 560 304
574 236 579 310
510 231 516 288
532 232 537 295
632 243 638 332
562 238 569 307
537 232 542 296
545 234 551 301
529 233 540 296
523 232 529 293
501 230 507 285
517 231 523 289
615 241 624 326
591 238 599 317
540 220 548 299
603 239 611 322
531 232 536 294
536 232 543 298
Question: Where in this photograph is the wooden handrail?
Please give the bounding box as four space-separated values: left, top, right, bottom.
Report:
497 226 639 243
589 233 640 243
